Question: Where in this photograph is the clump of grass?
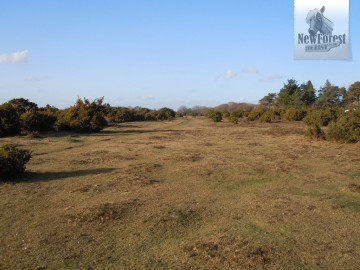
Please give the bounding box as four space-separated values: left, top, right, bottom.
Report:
157 207 200 227
183 236 272 268
348 183 360 193
66 136 81 143
74 201 136 223
167 208 199 226
305 124 325 140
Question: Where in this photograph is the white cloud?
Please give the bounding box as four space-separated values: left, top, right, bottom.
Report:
242 66 259 74
0 50 30 64
259 75 283 83
224 69 237 80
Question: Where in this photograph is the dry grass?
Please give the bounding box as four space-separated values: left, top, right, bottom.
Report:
0 117 359 269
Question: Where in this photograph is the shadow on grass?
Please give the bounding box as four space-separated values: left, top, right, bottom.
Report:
19 168 115 183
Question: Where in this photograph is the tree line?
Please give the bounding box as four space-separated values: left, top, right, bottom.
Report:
204 80 360 143
0 97 176 137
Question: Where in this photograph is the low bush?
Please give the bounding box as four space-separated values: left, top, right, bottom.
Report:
326 109 360 143
207 110 222 122
0 103 21 137
55 98 107 132
303 108 340 127
20 109 44 133
283 108 307 121
259 110 281 123
305 124 325 140
247 108 266 121
229 113 239 124
0 144 32 180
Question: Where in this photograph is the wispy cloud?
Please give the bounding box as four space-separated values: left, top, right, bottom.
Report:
139 95 155 101
0 50 30 64
224 69 237 80
25 75 41 81
259 74 283 83
242 66 259 74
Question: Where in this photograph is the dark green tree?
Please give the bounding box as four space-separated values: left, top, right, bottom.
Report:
346 81 360 107
276 79 301 108
300 80 316 106
154 107 176 120
317 80 346 107
6 98 38 114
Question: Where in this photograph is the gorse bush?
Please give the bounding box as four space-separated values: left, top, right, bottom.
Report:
326 109 360 143
55 97 107 132
0 103 21 137
303 108 340 127
20 110 56 133
206 110 222 122
154 107 176 121
247 108 266 121
107 107 175 123
283 108 307 121
0 144 31 180
259 110 281 123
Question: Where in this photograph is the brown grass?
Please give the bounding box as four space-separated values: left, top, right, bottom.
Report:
0 117 359 269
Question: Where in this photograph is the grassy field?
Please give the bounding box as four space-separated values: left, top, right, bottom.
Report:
1 117 360 269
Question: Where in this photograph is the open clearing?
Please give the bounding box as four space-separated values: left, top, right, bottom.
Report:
1 117 360 269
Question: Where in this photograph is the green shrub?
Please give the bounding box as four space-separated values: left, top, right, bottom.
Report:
247 108 266 121
229 113 239 124
0 144 31 180
326 109 360 143
222 111 230 118
232 110 244 118
6 98 38 114
283 108 307 121
20 109 43 133
259 110 273 123
154 107 176 120
207 110 222 122
303 108 340 127
55 98 107 132
258 110 281 123
0 103 21 137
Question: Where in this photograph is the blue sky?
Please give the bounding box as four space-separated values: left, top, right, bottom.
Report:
1 0 359 109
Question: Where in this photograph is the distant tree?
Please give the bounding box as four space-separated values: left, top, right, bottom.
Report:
346 81 360 107
155 107 176 120
317 80 346 107
6 98 38 114
276 79 301 108
177 106 190 115
300 80 316 106
259 93 277 109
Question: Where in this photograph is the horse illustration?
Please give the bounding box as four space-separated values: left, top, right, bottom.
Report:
306 6 333 36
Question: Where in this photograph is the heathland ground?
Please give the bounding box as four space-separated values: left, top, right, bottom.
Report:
1 117 359 269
